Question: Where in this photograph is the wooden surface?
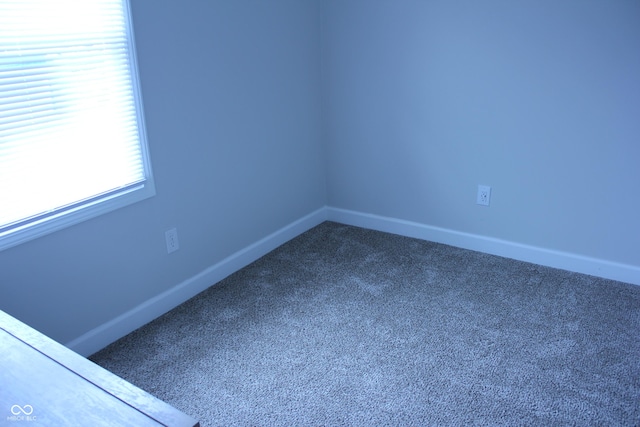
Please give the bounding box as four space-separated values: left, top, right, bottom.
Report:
0 310 199 427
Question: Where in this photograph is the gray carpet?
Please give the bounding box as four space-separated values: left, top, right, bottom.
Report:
90 222 640 426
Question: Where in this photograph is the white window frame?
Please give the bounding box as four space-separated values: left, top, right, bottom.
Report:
0 0 155 251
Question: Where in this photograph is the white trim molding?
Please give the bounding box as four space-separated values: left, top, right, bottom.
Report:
326 207 640 287
67 208 328 357
69 205 639 356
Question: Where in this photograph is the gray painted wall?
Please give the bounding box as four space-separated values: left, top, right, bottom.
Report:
1 0 638 348
323 0 640 266
0 0 326 344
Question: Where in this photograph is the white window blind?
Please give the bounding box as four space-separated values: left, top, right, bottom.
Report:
0 0 154 250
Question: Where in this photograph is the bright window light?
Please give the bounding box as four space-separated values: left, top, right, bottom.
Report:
0 0 154 250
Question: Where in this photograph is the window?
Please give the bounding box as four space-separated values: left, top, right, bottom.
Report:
0 0 154 251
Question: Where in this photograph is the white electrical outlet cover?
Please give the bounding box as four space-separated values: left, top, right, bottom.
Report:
165 228 180 253
477 185 491 206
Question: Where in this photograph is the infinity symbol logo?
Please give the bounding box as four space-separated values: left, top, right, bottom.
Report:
11 405 33 415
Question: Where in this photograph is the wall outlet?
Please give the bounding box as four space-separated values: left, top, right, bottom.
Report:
477 185 491 206
165 228 180 254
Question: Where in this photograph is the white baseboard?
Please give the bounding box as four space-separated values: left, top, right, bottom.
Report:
67 207 328 357
326 207 640 287
70 205 639 356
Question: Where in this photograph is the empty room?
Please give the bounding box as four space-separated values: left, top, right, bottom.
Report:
1 0 639 425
